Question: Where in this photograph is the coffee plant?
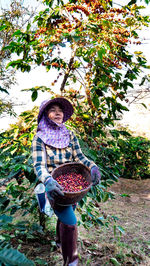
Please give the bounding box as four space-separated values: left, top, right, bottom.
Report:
1 0 150 263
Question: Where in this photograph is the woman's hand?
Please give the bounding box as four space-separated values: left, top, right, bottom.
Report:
45 178 64 200
90 166 101 186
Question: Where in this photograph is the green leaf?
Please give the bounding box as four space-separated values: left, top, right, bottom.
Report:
117 225 125 235
116 103 129 112
97 217 104 225
92 94 99 109
119 130 131 137
97 47 105 61
113 224 117 236
106 179 115 185
6 60 31 72
0 235 6 241
59 43 66 47
0 248 35 266
10 147 18 155
27 23 31 31
120 193 130 197
110 258 121 266
12 30 22 37
6 61 17 69
35 54 44 65
102 192 109 202
72 35 81 42
0 25 7 31
140 103 147 109
0 86 9 94
127 0 136 6
111 216 119 222
31 90 38 101
110 130 120 138
0 214 13 223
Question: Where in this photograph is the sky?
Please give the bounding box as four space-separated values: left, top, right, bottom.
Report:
0 0 150 137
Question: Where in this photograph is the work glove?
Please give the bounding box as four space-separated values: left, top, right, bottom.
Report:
44 177 64 201
91 166 101 186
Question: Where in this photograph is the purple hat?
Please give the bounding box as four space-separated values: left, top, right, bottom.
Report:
38 97 74 124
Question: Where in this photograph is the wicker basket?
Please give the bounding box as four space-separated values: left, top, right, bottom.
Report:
51 162 92 206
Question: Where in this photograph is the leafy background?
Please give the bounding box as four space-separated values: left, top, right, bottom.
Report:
0 0 150 265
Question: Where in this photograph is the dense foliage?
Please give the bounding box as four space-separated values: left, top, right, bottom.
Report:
2 0 150 130
0 0 150 264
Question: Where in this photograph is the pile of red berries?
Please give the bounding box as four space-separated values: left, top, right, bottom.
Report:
55 172 89 192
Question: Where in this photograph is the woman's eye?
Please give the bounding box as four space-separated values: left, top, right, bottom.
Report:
49 107 62 112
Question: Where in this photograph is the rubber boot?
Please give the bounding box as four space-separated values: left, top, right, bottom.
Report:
59 222 78 266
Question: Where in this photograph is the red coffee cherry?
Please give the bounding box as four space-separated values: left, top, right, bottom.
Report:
55 172 89 192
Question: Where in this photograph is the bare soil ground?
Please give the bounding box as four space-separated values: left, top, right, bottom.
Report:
11 178 150 265
77 178 150 266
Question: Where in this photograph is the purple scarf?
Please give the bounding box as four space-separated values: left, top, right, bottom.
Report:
36 112 70 148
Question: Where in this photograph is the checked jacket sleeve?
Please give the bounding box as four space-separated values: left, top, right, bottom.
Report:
32 135 51 183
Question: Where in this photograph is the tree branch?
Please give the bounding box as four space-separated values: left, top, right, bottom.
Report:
60 56 74 92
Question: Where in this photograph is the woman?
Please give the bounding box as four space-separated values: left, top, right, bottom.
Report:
32 97 101 266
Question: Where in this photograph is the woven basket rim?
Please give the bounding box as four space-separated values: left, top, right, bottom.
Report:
52 161 90 169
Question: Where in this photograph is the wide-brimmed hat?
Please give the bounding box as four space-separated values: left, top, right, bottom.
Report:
38 97 74 123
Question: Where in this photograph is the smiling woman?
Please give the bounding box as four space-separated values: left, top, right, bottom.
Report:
47 105 64 125
32 96 101 265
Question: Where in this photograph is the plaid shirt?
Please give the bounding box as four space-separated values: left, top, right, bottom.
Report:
32 131 96 183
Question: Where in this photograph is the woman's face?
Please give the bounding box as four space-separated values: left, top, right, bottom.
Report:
47 104 64 125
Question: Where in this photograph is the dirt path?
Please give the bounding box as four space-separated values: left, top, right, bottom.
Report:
110 177 150 201
78 178 150 265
